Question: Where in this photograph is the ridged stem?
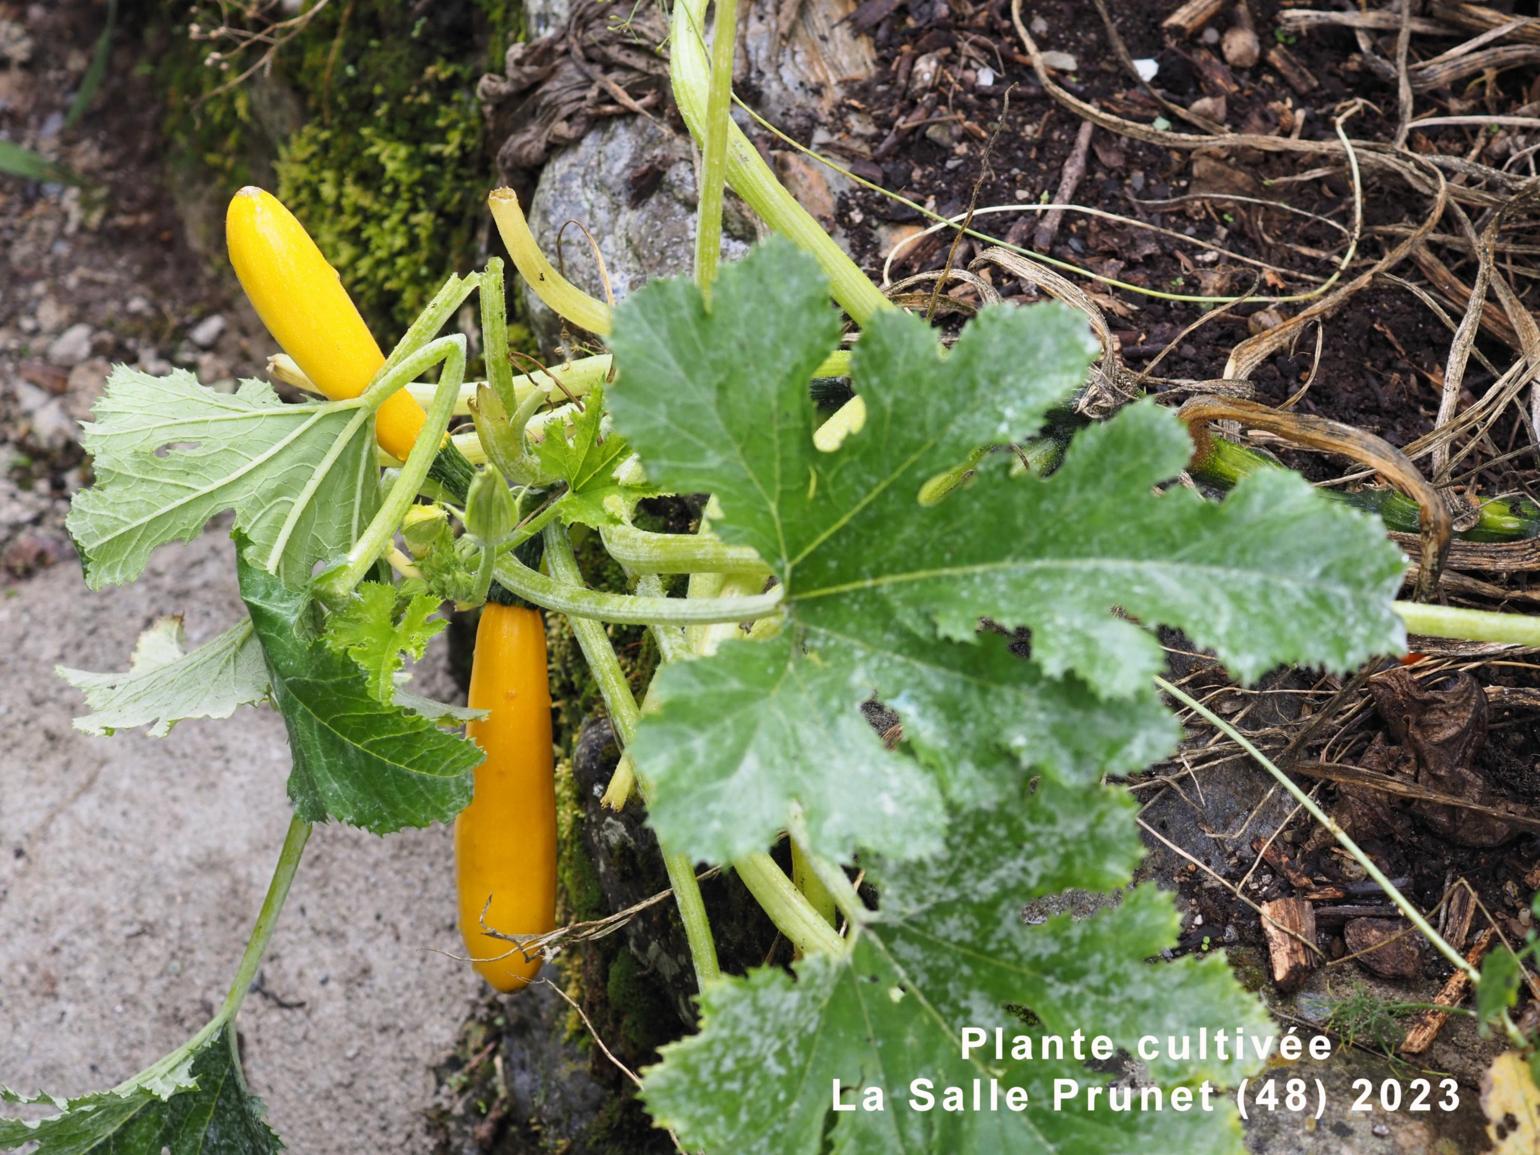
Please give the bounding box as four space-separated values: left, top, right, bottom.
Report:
543 527 721 986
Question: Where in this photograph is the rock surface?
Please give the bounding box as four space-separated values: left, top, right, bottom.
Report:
501 0 874 356
0 531 484 1152
519 114 756 353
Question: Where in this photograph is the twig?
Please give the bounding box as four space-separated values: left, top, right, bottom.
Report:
1399 928 1496 1054
1033 120 1094 254
1391 0 1416 149
448 866 721 963
1162 0 1226 37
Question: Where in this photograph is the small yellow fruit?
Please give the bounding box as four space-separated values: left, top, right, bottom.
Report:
225 186 426 462
456 603 557 991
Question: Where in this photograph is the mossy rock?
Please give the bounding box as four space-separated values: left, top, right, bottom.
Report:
145 0 524 335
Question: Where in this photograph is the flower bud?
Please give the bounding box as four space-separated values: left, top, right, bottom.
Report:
465 466 518 544
401 504 449 558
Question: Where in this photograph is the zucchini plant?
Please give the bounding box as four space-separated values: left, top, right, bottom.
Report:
5 5 1537 1152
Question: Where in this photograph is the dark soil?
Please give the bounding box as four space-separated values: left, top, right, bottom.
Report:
829 0 1533 461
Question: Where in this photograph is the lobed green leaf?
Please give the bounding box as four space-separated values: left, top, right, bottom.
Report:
68 369 379 590
610 240 1405 865
643 782 1265 1153
0 1026 279 1154
535 383 650 526
239 552 479 833
322 581 447 704
57 615 268 737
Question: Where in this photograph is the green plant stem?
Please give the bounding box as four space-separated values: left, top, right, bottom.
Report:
403 357 613 414
544 528 644 743
1154 675 1526 1042
543 526 721 986
407 350 851 418
694 0 739 298
123 816 311 1091
378 273 476 380
813 391 867 453
600 523 768 574
734 853 848 956
494 549 782 625
318 335 466 598
479 258 518 413
217 815 312 1021
506 492 567 552
470 540 497 604
645 580 696 668
788 811 865 928
489 189 614 335
663 861 723 988
669 0 888 323
1190 433 1540 543
1394 601 1540 646
788 839 838 930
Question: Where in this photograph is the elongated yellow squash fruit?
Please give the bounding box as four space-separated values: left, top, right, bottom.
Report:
224 186 427 463
456 602 557 991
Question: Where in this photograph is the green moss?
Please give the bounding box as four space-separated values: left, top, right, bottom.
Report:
604 949 678 1057
151 0 526 334
555 753 605 922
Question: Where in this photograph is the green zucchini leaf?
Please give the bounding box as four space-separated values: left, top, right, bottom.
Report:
608 239 1405 865
57 615 268 737
643 782 1266 1154
322 581 447 703
239 552 478 832
0 1024 280 1154
68 369 380 589
534 383 652 526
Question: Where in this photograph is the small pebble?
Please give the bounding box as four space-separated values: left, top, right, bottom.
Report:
910 52 941 93
34 295 67 332
65 360 107 418
27 399 80 451
1191 95 1227 123
45 322 93 368
1222 25 1261 69
188 314 226 349
135 350 174 376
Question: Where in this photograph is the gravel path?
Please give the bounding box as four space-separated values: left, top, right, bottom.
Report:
0 530 482 1152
